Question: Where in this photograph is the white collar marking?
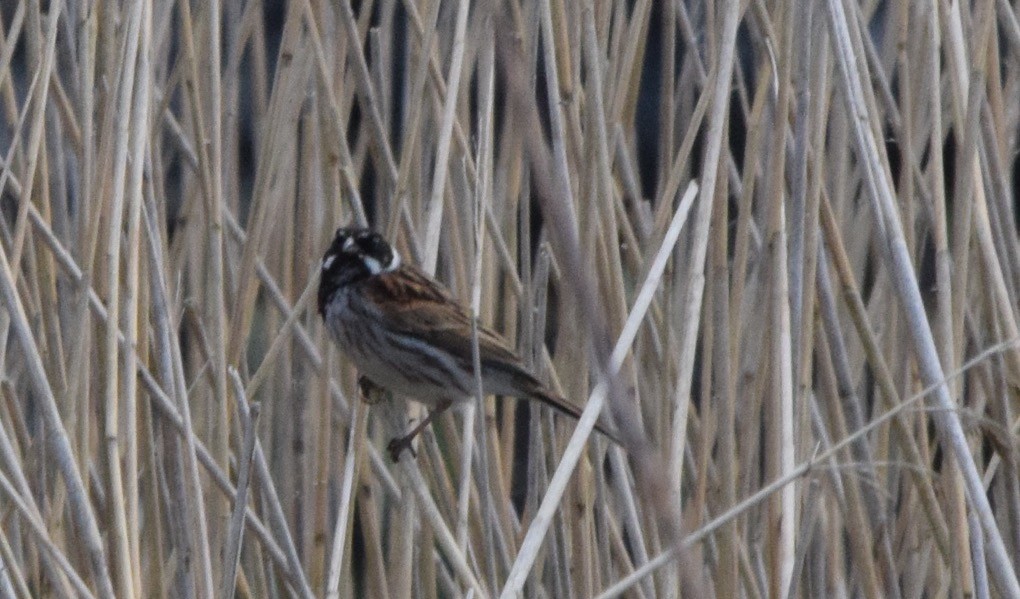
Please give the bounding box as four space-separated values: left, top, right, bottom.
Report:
322 254 336 270
363 255 382 274
363 249 399 275
385 250 401 272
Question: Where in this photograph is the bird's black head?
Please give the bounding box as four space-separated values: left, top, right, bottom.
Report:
318 227 401 315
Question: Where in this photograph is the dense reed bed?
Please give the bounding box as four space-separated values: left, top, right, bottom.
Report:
1 0 1019 597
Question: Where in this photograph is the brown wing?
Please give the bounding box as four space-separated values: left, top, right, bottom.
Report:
360 265 525 369
363 266 622 444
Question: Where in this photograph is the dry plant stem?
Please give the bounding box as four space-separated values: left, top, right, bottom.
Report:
785 478 823 599
143 193 217 597
303 151 334 579
708 112 737 599
668 0 741 484
123 2 154 591
390 469 416 598
790 28 827 572
597 339 1019 598
816 237 898 591
794 14 832 591
816 259 898 595
0 4 26 113
579 14 633 405
536 0 579 243
604 449 648 587
818 193 951 556
580 7 652 585
0 469 95 599
822 0 1020 595
462 30 499 585
175 1 230 593
502 183 697 596
0 28 33 254
812 320 884 599
353 475 391 598
0 361 74 592
958 0 1020 443
968 505 992 599
4 28 94 599
998 0 1020 51
203 4 229 511
788 0 814 346
226 1 313 368
325 399 367 599
0 418 77 597
0 526 29 599
422 0 470 270
669 1 748 205
243 404 316 598
20 197 297 580
943 0 994 385
393 452 488 598
761 0 797 594
102 1 147 596
7 1 58 279
337 0 398 181
496 16 668 594
292 0 368 227
980 105 1020 292
244 271 319 399
726 73 767 416
923 0 953 410
220 373 260 599
463 317 486 565
385 0 443 240
0 246 113 597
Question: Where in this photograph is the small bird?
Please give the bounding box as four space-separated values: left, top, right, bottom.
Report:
317 226 616 460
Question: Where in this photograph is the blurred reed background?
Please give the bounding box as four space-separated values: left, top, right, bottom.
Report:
1 0 1020 597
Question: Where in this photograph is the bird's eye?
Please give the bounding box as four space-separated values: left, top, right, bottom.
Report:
360 234 386 256
355 233 398 274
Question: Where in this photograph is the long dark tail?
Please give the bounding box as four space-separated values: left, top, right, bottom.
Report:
526 387 622 445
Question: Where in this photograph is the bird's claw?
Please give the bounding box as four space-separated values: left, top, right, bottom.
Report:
387 436 416 462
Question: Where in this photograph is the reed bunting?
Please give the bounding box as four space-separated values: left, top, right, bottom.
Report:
317 226 616 460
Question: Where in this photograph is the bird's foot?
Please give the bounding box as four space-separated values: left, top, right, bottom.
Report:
386 434 417 462
383 402 450 461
